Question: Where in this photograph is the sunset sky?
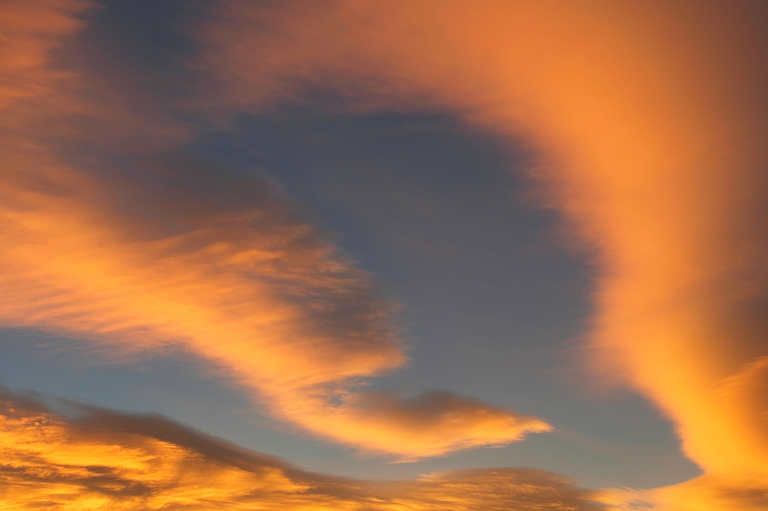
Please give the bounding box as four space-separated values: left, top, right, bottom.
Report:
1 1 768 510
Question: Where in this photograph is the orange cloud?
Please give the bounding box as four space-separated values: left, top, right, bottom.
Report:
0 153 549 458
0 0 549 460
0 0 91 109
604 473 768 511
0 389 601 511
6 0 768 503
200 0 768 506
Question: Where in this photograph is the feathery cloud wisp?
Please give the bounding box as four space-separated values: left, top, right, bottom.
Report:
0 0 549 460
200 0 768 505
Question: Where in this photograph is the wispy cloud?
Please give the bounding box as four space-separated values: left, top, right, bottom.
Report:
199 0 768 505
0 389 601 511
605 473 768 511
6 0 768 504
0 0 549 460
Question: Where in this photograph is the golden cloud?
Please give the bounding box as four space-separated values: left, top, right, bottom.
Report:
0 0 549 460
200 0 768 506
5 0 768 506
0 389 600 511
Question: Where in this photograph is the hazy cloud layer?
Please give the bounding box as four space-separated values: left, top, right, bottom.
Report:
0 389 602 511
199 0 768 506
0 0 549 459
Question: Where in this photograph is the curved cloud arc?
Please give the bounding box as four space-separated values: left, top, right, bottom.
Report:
199 0 768 501
0 0 550 460
5 0 768 503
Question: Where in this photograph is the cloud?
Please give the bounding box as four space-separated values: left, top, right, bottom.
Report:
7 0 768 504
0 0 91 108
0 389 601 511
605 474 768 511
0 0 549 459
0 150 549 458
198 0 768 505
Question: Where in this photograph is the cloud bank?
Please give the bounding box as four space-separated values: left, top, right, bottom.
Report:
0 0 549 460
0 389 601 511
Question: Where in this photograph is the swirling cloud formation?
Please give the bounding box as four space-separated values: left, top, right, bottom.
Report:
0 0 549 460
200 0 768 507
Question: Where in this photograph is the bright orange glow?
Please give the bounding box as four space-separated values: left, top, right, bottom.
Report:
203 0 768 507
0 158 549 458
3 0 768 507
0 392 600 510
0 0 549 461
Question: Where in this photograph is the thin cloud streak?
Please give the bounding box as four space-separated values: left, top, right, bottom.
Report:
0 0 549 460
0 389 602 511
200 0 768 506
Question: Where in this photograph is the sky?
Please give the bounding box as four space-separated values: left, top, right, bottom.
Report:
0 1 767 510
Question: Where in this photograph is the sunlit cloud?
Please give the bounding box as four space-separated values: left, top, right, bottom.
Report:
0 0 549 460
0 155 549 458
604 474 768 511
0 389 601 511
5 0 768 505
200 0 768 506
0 0 91 108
